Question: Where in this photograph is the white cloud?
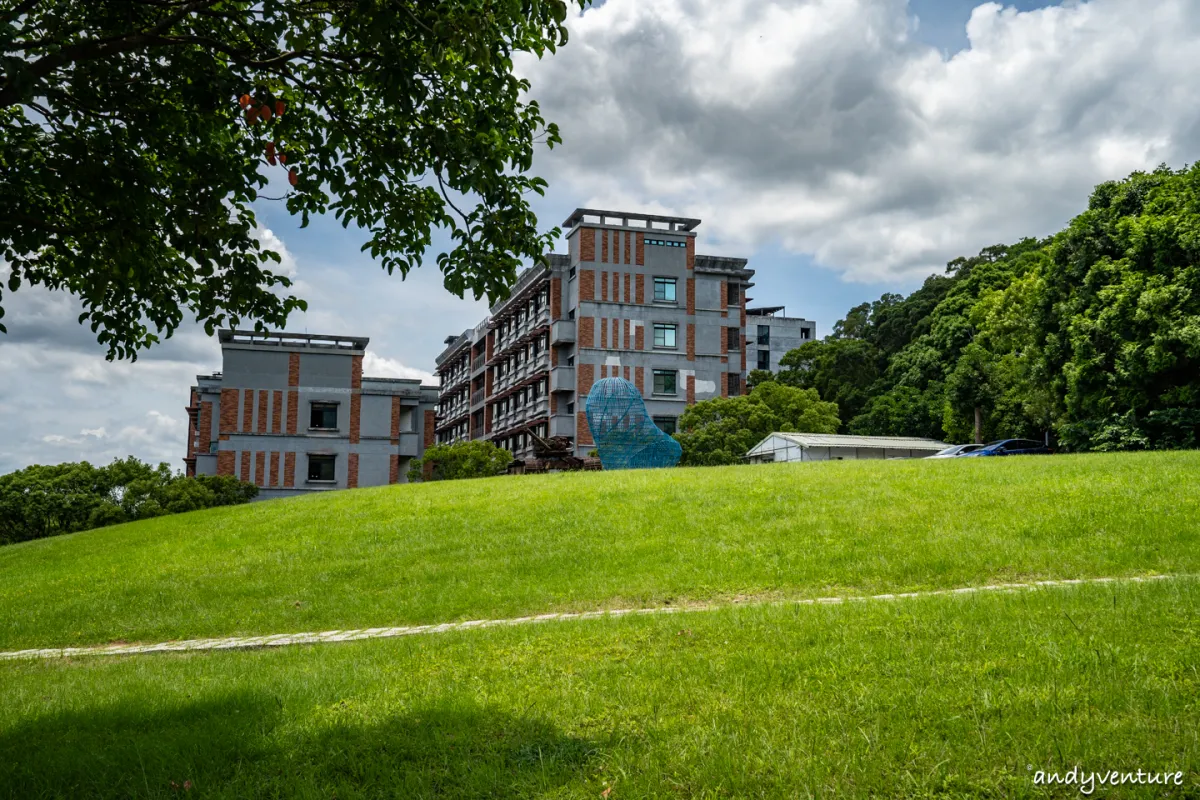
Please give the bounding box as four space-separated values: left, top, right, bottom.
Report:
519 0 1200 281
254 224 299 278
362 352 437 385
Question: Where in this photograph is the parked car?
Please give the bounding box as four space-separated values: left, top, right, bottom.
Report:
926 444 984 459
958 439 1052 457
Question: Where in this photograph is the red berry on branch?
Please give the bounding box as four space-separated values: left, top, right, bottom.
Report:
238 94 251 109
260 105 272 121
275 101 286 117
288 169 298 186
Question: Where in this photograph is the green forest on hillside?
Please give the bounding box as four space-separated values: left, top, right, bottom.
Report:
756 163 1200 451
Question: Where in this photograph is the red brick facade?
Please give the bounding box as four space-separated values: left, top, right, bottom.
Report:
287 390 298 434
241 390 254 433
347 453 359 489
686 374 696 404
635 366 644 394
219 389 238 434
288 353 300 387
257 390 268 434
217 451 235 476
686 236 695 270
239 450 251 482
550 277 562 319
349 394 361 444
579 269 595 302
600 270 609 301
272 391 282 434
636 232 644 265
686 278 696 314
579 227 596 262
269 451 280 487
601 230 608 263
687 323 696 361
254 451 266 487
578 316 595 348
284 452 296 487
600 317 608 349
424 410 436 447
198 402 213 453
389 455 400 484
635 274 645 305
391 396 402 444
351 355 363 390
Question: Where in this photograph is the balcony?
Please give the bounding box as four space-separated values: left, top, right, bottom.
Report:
471 388 485 406
550 319 575 344
550 366 575 393
549 414 576 438
472 353 486 373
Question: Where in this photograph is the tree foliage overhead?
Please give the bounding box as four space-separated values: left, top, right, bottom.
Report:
674 382 840 466
1 0 583 358
0 456 257 544
772 163 1200 452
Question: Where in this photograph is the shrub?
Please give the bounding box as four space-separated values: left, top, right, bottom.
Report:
407 441 513 482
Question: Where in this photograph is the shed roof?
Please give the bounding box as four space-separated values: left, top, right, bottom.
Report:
749 432 949 454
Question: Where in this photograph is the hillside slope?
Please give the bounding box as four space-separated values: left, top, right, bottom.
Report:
1 452 1197 650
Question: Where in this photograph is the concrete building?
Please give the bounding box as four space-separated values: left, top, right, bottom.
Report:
745 306 816 373
184 330 439 498
745 433 949 463
434 208 755 459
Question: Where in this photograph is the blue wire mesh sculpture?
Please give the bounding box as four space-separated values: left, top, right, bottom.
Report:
585 377 682 470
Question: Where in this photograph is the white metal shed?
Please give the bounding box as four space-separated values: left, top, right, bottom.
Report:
746 432 950 463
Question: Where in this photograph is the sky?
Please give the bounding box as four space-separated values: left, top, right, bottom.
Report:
3 0 1200 473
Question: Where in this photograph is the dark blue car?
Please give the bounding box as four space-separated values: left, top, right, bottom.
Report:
959 438 1052 457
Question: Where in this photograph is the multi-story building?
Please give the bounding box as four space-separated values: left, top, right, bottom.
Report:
744 306 817 373
185 330 439 498
434 208 755 459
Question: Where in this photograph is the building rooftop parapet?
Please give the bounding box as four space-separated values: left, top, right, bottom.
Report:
218 329 368 351
561 208 701 233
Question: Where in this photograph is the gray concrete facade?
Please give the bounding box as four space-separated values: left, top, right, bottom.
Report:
744 307 816 374
435 208 755 458
185 331 439 499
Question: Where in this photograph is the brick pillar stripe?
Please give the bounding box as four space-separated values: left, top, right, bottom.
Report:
579 317 594 347
270 451 280 487
257 390 268 433
579 269 595 301
686 236 695 270
272 391 282 434
424 410 436 447
687 324 696 361
391 396 401 444
287 390 298 434
288 353 300 387
601 271 609 301
686 278 696 314
347 453 359 489
550 277 562 319
635 367 644 394
625 233 631 265
219 389 237 433
687 375 696 404
350 394 361 444
578 363 595 398
255 451 266 487
635 324 644 351
198 402 213 453
722 374 729 398
624 273 631 304
623 319 630 349
389 454 400 484
601 230 608 263
242 390 254 433
636 232 644 265
217 451 235 475
579 227 594 262
576 411 594 446
351 355 363 390
612 272 619 301
600 317 608 349
240 451 251 481
721 328 728 355
624 365 631 382
635 274 645 305
284 452 296 487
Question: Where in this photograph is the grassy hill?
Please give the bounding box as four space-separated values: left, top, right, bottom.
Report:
2 453 1199 797
2 451 1199 651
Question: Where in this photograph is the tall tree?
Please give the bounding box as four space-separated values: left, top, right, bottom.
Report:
1 0 582 358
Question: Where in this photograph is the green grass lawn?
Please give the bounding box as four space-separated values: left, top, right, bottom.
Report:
2 578 1197 798
2 452 1199 650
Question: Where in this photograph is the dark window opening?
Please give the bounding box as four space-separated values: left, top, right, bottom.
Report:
729 373 742 396
307 454 336 482
757 350 771 371
653 416 678 435
653 369 678 396
727 327 741 350
727 283 741 305
310 402 338 430
757 324 770 345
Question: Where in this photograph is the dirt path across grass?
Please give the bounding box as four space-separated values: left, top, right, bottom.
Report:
0 574 1183 662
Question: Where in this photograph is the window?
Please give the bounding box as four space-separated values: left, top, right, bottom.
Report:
310 402 338 430
307 454 336 482
566 402 575 415
568 309 576 320
757 324 770 345
653 276 677 303
653 369 678 396
727 283 740 305
569 266 577 280
757 350 771 371
567 355 575 367
801 328 812 340
653 416 678 435
645 239 686 248
727 327 741 351
729 373 742 396
653 323 678 349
